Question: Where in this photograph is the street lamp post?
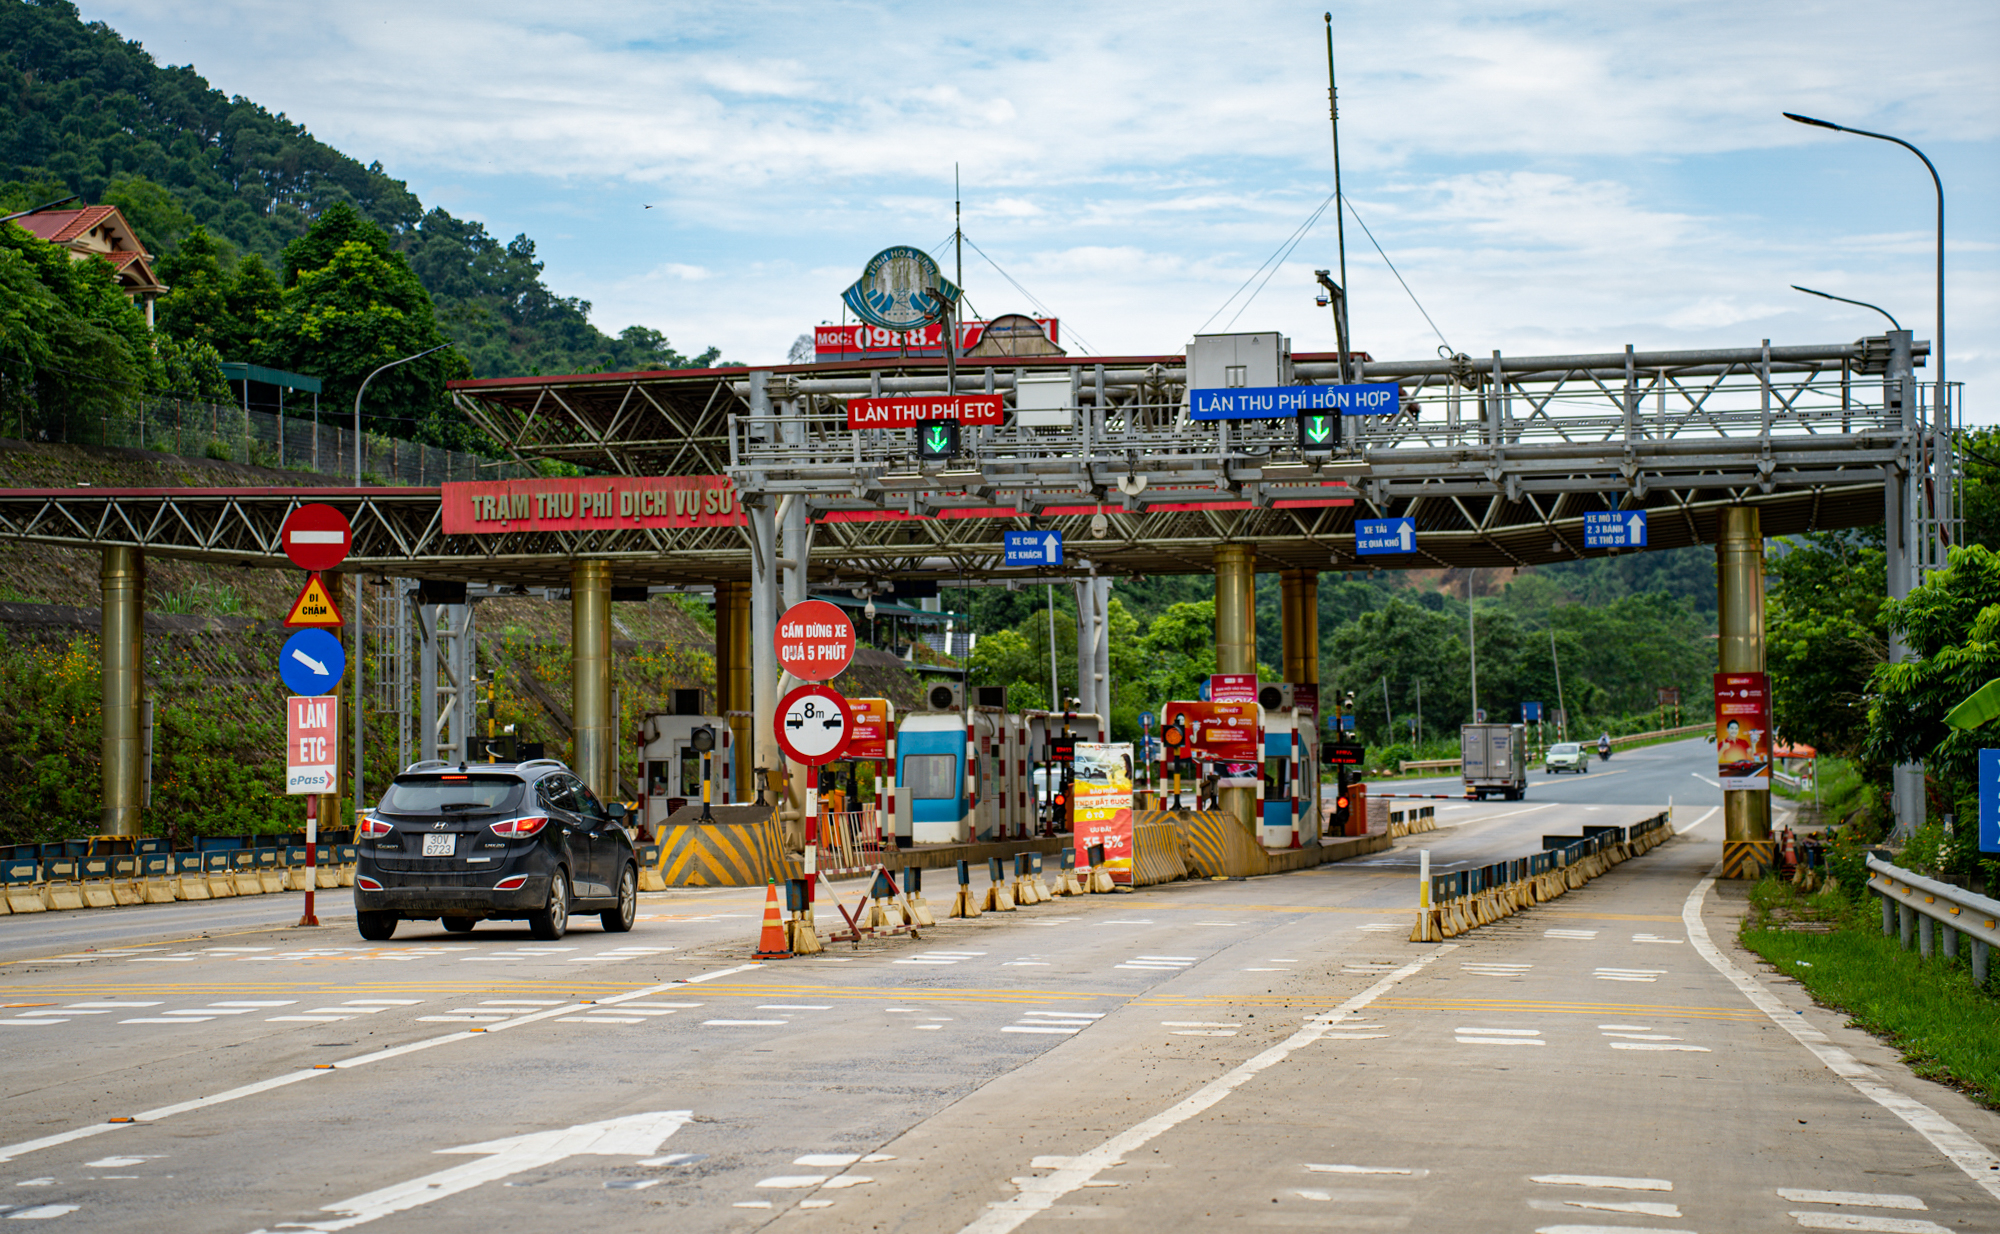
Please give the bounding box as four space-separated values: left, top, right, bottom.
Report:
352 344 449 486
1783 112 1943 400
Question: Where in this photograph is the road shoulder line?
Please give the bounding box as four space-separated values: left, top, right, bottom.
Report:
1682 866 2000 1204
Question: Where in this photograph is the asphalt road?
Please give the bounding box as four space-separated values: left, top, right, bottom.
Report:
3 737 1996 1232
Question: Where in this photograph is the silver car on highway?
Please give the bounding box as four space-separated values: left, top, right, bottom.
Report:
1544 742 1590 774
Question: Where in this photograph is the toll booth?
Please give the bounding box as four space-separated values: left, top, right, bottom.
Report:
897 710 971 844
1024 710 1104 834
638 691 734 835
1260 706 1321 848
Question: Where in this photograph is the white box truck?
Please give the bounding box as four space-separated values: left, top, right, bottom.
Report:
1461 723 1528 801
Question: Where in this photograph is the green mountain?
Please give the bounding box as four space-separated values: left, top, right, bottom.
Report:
0 0 720 380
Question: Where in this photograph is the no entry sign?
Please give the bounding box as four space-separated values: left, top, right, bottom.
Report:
776 600 856 682
286 695 339 795
282 503 352 572
776 683 852 766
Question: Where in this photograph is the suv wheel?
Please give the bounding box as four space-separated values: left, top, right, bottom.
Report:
601 865 637 933
357 911 398 941
529 870 569 940
442 916 476 933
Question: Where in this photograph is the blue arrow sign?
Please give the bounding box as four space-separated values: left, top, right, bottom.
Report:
1003 529 1064 566
1190 382 1400 421
1355 517 1417 555
280 628 346 697
1139 711 1155 729
1584 509 1648 548
1982 749 2000 854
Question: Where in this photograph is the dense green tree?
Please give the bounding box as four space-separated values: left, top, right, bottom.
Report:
154 225 233 349
100 173 194 256
259 205 469 444
1868 544 2000 786
0 221 158 429
1959 428 2000 550
1767 532 1886 759
155 334 229 402
224 254 281 357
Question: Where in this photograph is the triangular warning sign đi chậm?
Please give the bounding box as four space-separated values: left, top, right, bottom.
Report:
285 571 345 628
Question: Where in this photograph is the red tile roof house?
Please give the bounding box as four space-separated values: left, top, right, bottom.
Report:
10 203 168 327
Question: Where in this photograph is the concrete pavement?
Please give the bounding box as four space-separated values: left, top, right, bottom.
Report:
1 738 1994 1232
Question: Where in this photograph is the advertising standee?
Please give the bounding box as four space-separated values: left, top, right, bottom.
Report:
1714 672 1772 791
1071 742 1136 886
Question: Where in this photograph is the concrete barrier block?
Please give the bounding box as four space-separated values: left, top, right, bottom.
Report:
80 881 117 909
337 866 355 887
258 869 287 894
5 887 45 914
316 865 340 889
111 880 144 907
141 878 176 904
45 883 85 912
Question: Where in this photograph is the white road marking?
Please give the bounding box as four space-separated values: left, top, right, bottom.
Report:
1601 1032 1678 1041
1787 1215 1950 1233
1533 1225 1686 1234
824 1176 872 1189
1685 868 2000 1202
732 1201 774 1209
246 1111 692 1232
758 1005 832 1011
1024 1012 1103 1019
345 1000 423 1007
1544 929 1599 940
1002 1026 1082 1035
913 1024 942 1031
3 1204 81 1218
1677 805 1719 833
1459 1037 1544 1046
1457 1027 1539 1036
1610 1042 1711 1052
1598 1024 1652 1031
1354 923 1401 932
1594 969 1666 982
122 1017 213 1024
703 1020 786 1027
1633 934 1684 944
1562 1199 1683 1217
955 947 1452 1234
1173 1031 1237 1037
1162 1022 1238 1028
67 1003 162 1010
1304 1164 1423 1175
755 1175 827 1188
1531 1175 1673 1191
1776 1190 1925 1210
1690 772 1721 788
85 1156 161 1168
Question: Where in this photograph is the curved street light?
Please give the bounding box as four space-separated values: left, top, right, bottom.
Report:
1791 284 1901 331
352 343 450 486
1783 112 1943 395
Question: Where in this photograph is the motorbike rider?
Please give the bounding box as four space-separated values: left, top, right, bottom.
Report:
1597 731 1613 760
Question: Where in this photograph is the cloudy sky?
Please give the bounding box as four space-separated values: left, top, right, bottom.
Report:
87 0 1998 410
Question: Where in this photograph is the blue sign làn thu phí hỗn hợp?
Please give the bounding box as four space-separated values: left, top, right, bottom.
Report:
1190 382 1399 421
1355 517 1417 555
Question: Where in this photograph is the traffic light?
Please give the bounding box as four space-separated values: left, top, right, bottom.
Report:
690 725 716 753
1329 765 1351 832
1298 410 1341 456
917 419 959 461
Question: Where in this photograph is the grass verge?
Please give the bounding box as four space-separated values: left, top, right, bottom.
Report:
1741 876 2000 1108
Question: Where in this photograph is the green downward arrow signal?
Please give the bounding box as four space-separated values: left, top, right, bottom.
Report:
1305 416 1331 444
927 426 949 451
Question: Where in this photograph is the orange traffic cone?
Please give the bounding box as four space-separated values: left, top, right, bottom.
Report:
752 881 793 959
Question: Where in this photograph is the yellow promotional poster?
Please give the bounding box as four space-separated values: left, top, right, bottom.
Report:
1071 742 1135 885
284 571 344 628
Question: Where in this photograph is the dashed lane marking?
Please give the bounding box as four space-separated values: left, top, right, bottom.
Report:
1544 929 1599 940
1786 1216 1950 1233
1530 1175 1672 1191
1303 1164 1424 1175
1556 1199 1683 1217
1775 1191 1926 1210
1594 968 1667 983
1633 934 1683 944
1456 1027 1545 1046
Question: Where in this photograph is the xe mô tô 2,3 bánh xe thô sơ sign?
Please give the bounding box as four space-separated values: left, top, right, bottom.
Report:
441 475 744 534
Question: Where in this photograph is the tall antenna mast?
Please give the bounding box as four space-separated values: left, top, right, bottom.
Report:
1324 12 1354 385
955 163 964 295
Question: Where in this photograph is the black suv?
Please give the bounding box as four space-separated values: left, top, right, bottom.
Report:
353 759 638 942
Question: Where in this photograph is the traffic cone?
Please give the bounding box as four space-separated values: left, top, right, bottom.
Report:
752 880 793 959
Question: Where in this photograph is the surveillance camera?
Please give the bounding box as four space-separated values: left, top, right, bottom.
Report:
1090 512 1109 538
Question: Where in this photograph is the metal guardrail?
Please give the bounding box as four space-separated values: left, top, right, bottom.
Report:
1398 724 1712 774
1866 855 1996 987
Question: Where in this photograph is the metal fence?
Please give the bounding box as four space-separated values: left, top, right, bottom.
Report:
8 398 536 487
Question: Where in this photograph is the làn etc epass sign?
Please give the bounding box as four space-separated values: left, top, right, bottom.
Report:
442 476 743 534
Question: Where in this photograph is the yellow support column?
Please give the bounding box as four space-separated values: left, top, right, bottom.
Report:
572 560 614 801
99 546 144 837
1280 568 1319 686
1213 544 1257 835
1717 507 1772 875
717 580 754 801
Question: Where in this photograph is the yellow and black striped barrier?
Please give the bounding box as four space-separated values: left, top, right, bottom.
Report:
1721 839 1777 880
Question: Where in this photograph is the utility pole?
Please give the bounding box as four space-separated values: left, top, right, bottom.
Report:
1046 583 1059 710
1466 569 1479 719
1323 13 1353 385
1550 627 1567 742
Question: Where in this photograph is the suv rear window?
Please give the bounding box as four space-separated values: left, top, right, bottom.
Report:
379 775 524 814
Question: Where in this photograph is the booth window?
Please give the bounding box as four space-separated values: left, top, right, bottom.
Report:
905 755 958 799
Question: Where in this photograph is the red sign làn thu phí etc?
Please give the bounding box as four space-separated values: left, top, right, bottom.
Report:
845 394 1005 430
286 695 339 795
441 475 742 535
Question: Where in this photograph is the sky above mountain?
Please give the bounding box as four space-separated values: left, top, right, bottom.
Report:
85 0 1998 412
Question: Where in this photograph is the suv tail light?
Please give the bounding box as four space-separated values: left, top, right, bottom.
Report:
490 816 549 838
356 875 384 891
494 875 530 891
359 817 392 837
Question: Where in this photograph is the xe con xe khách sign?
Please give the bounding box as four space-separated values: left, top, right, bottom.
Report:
1190 383 1399 421
442 476 742 534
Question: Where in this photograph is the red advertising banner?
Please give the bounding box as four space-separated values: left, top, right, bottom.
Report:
1161 701 1260 762
441 475 742 535
1209 673 1258 704
1714 672 1771 791
814 318 1059 361
846 394 1005 429
1071 741 1135 885
844 697 893 761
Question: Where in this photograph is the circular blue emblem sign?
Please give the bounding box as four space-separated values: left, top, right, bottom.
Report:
841 246 961 331
280 628 346 697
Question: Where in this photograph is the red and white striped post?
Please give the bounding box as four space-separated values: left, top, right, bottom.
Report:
297 796 320 927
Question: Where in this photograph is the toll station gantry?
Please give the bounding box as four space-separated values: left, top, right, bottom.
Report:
0 331 1958 874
